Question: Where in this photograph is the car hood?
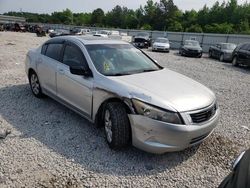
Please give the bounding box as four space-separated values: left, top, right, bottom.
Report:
184 45 202 51
134 36 150 40
153 42 170 47
109 69 215 112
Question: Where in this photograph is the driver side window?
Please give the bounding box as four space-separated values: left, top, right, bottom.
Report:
63 45 87 68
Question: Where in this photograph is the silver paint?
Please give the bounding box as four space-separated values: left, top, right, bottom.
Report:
25 36 220 153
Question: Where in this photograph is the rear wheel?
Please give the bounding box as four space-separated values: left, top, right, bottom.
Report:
29 71 44 98
232 56 239 67
104 102 131 149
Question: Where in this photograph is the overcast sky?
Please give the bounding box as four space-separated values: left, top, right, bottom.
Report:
0 0 248 14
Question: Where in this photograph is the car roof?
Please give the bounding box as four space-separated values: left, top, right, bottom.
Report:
47 35 129 45
185 40 198 42
156 37 168 40
219 43 235 45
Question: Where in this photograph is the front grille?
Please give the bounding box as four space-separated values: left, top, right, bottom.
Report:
134 38 147 43
190 104 217 124
188 49 198 53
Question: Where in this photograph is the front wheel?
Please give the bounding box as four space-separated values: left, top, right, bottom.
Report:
104 102 131 149
232 57 239 67
219 54 224 62
209 50 212 58
29 71 44 98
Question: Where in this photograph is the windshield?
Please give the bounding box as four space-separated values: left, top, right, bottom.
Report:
155 38 169 43
99 30 109 35
184 40 199 46
86 44 161 76
137 33 149 37
221 43 236 50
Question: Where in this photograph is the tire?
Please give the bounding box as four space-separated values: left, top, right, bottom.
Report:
29 71 44 98
219 54 224 62
232 56 239 67
209 50 212 58
198 54 202 58
104 102 131 149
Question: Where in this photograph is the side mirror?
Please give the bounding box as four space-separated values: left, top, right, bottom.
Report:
70 66 92 77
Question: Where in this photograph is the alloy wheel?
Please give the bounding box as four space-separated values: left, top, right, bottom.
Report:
220 54 224 62
104 109 112 143
30 74 40 95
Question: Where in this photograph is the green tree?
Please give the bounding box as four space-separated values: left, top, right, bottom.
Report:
91 8 104 26
186 24 203 33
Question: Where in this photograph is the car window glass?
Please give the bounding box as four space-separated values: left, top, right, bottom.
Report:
41 44 47 55
241 44 248 50
86 44 160 76
45 43 63 61
247 44 250 51
63 45 87 67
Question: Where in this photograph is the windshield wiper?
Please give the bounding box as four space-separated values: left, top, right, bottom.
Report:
142 69 157 73
106 73 131 76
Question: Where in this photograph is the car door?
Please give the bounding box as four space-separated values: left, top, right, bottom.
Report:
214 44 221 58
56 41 93 118
246 45 250 65
238 44 249 63
37 42 63 95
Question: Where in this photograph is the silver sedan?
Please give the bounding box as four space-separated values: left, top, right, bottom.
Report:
25 36 220 154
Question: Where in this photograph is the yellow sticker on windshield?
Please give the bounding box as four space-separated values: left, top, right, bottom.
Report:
104 63 110 71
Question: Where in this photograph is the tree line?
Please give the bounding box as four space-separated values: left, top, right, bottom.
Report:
4 0 250 34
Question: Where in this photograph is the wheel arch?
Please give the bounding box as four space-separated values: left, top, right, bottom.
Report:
94 97 133 127
28 68 36 79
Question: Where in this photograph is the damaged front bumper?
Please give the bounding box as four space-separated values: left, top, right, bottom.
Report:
128 109 220 154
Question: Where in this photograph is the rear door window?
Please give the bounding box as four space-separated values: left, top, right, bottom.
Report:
45 43 63 61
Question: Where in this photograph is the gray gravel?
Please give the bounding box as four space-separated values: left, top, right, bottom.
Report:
0 32 249 188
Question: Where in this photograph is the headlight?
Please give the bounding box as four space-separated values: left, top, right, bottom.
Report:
132 99 183 124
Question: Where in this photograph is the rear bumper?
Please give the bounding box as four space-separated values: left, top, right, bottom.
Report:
128 109 220 154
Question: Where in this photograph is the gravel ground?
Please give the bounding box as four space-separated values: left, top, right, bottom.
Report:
0 32 249 188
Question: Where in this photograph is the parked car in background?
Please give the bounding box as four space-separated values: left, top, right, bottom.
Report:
36 26 46 37
13 23 26 32
108 30 122 40
71 28 91 35
209 43 236 62
179 40 203 58
152 37 170 52
93 30 109 38
25 36 219 154
232 43 250 67
49 29 71 38
133 32 151 48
